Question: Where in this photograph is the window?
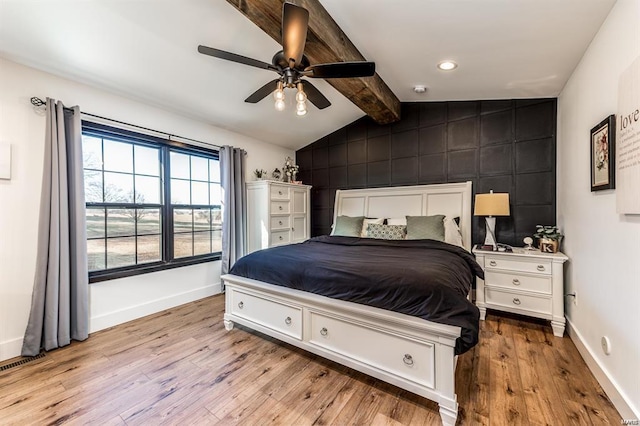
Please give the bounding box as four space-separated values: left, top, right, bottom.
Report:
82 122 221 282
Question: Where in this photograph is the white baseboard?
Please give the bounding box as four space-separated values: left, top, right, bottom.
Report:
89 282 221 333
566 318 638 419
0 337 24 362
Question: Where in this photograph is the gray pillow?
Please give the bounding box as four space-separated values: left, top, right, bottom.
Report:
332 216 365 237
366 223 407 240
405 215 446 241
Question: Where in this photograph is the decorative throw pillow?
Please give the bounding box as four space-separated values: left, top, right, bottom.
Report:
386 217 407 226
444 216 464 247
361 218 384 237
366 223 407 240
331 216 365 237
405 215 446 241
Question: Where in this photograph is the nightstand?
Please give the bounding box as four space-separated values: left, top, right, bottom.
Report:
473 247 569 337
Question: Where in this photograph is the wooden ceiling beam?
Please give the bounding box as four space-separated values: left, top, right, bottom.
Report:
225 0 401 124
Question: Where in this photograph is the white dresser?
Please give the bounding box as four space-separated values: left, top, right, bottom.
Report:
473 248 569 337
246 181 311 253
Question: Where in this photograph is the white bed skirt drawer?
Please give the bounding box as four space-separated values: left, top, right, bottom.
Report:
229 290 302 339
308 311 435 389
485 288 552 316
485 271 551 294
484 256 552 275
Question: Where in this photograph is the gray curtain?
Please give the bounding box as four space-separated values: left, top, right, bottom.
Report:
22 99 89 356
220 146 247 286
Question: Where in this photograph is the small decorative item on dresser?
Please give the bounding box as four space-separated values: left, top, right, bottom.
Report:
253 169 267 180
283 156 299 183
533 225 563 253
272 168 282 181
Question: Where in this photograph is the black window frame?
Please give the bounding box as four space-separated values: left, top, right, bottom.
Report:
82 121 221 283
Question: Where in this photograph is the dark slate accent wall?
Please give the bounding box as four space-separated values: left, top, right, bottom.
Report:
296 99 557 246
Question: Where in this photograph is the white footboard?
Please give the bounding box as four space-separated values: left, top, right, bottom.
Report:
221 274 461 426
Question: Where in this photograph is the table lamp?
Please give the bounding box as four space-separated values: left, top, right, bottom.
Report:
474 190 510 250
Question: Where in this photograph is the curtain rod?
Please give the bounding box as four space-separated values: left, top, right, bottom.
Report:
30 97 220 150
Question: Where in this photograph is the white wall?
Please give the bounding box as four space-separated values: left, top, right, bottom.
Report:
0 58 294 361
557 0 640 418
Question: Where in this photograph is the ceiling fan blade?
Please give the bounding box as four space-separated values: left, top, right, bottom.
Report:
198 45 279 72
305 62 376 79
245 79 281 103
301 80 331 110
282 3 309 68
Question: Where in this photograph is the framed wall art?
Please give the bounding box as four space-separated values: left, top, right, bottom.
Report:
590 114 616 191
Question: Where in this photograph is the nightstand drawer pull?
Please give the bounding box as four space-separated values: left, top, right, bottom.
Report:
512 298 521 305
320 327 328 336
489 260 497 267
238 301 244 309
537 265 545 271
285 316 292 325
403 354 414 366
512 278 520 285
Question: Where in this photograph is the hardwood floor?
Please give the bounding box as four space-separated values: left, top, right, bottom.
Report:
0 295 620 425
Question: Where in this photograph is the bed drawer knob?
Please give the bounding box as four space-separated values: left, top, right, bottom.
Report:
512 298 521 305
238 301 244 309
512 278 520 285
537 265 545 271
403 354 414 366
320 327 328 337
489 260 497 267
285 316 292 325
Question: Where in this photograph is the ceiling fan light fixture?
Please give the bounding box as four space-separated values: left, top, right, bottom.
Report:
296 108 307 116
273 81 285 101
437 60 458 71
275 99 286 111
295 82 307 102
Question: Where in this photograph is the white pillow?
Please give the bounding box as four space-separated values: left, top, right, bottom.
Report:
386 217 407 226
361 218 384 237
444 216 464 248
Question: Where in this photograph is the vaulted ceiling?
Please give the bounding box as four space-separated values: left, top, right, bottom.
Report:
0 0 616 150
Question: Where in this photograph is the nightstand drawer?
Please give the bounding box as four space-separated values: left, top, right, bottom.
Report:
485 257 552 275
270 185 290 200
485 288 552 316
485 271 551 294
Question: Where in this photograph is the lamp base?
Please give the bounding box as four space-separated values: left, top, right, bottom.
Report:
483 216 497 249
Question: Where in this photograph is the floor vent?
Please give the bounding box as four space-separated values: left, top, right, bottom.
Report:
0 353 46 371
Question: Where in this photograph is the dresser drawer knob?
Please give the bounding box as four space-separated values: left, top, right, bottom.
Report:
278 190 283 195
279 206 283 211
238 301 244 309
537 265 545 271
279 236 283 241
320 327 328 336
512 298 521 305
403 354 414 366
285 316 292 325
512 278 520 285
278 220 283 225
489 260 497 267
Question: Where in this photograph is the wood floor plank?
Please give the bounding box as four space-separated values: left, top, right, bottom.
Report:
0 295 621 425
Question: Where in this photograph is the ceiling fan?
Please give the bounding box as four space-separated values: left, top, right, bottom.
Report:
197 2 375 115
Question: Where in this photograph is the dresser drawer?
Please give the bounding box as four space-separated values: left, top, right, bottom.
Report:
485 288 552 316
485 271 551 294
271 201 290 214
270 185 290 200
270 215 291 230
229 289 302 339
271 230 290 245
308 311 435 389
485 256 552 275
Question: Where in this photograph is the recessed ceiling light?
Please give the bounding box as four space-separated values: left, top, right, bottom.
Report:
437 61 458 71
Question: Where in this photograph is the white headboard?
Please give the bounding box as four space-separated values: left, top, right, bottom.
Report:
333 181 473 250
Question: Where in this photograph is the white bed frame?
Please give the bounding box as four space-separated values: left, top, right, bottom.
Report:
221 181 473 425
